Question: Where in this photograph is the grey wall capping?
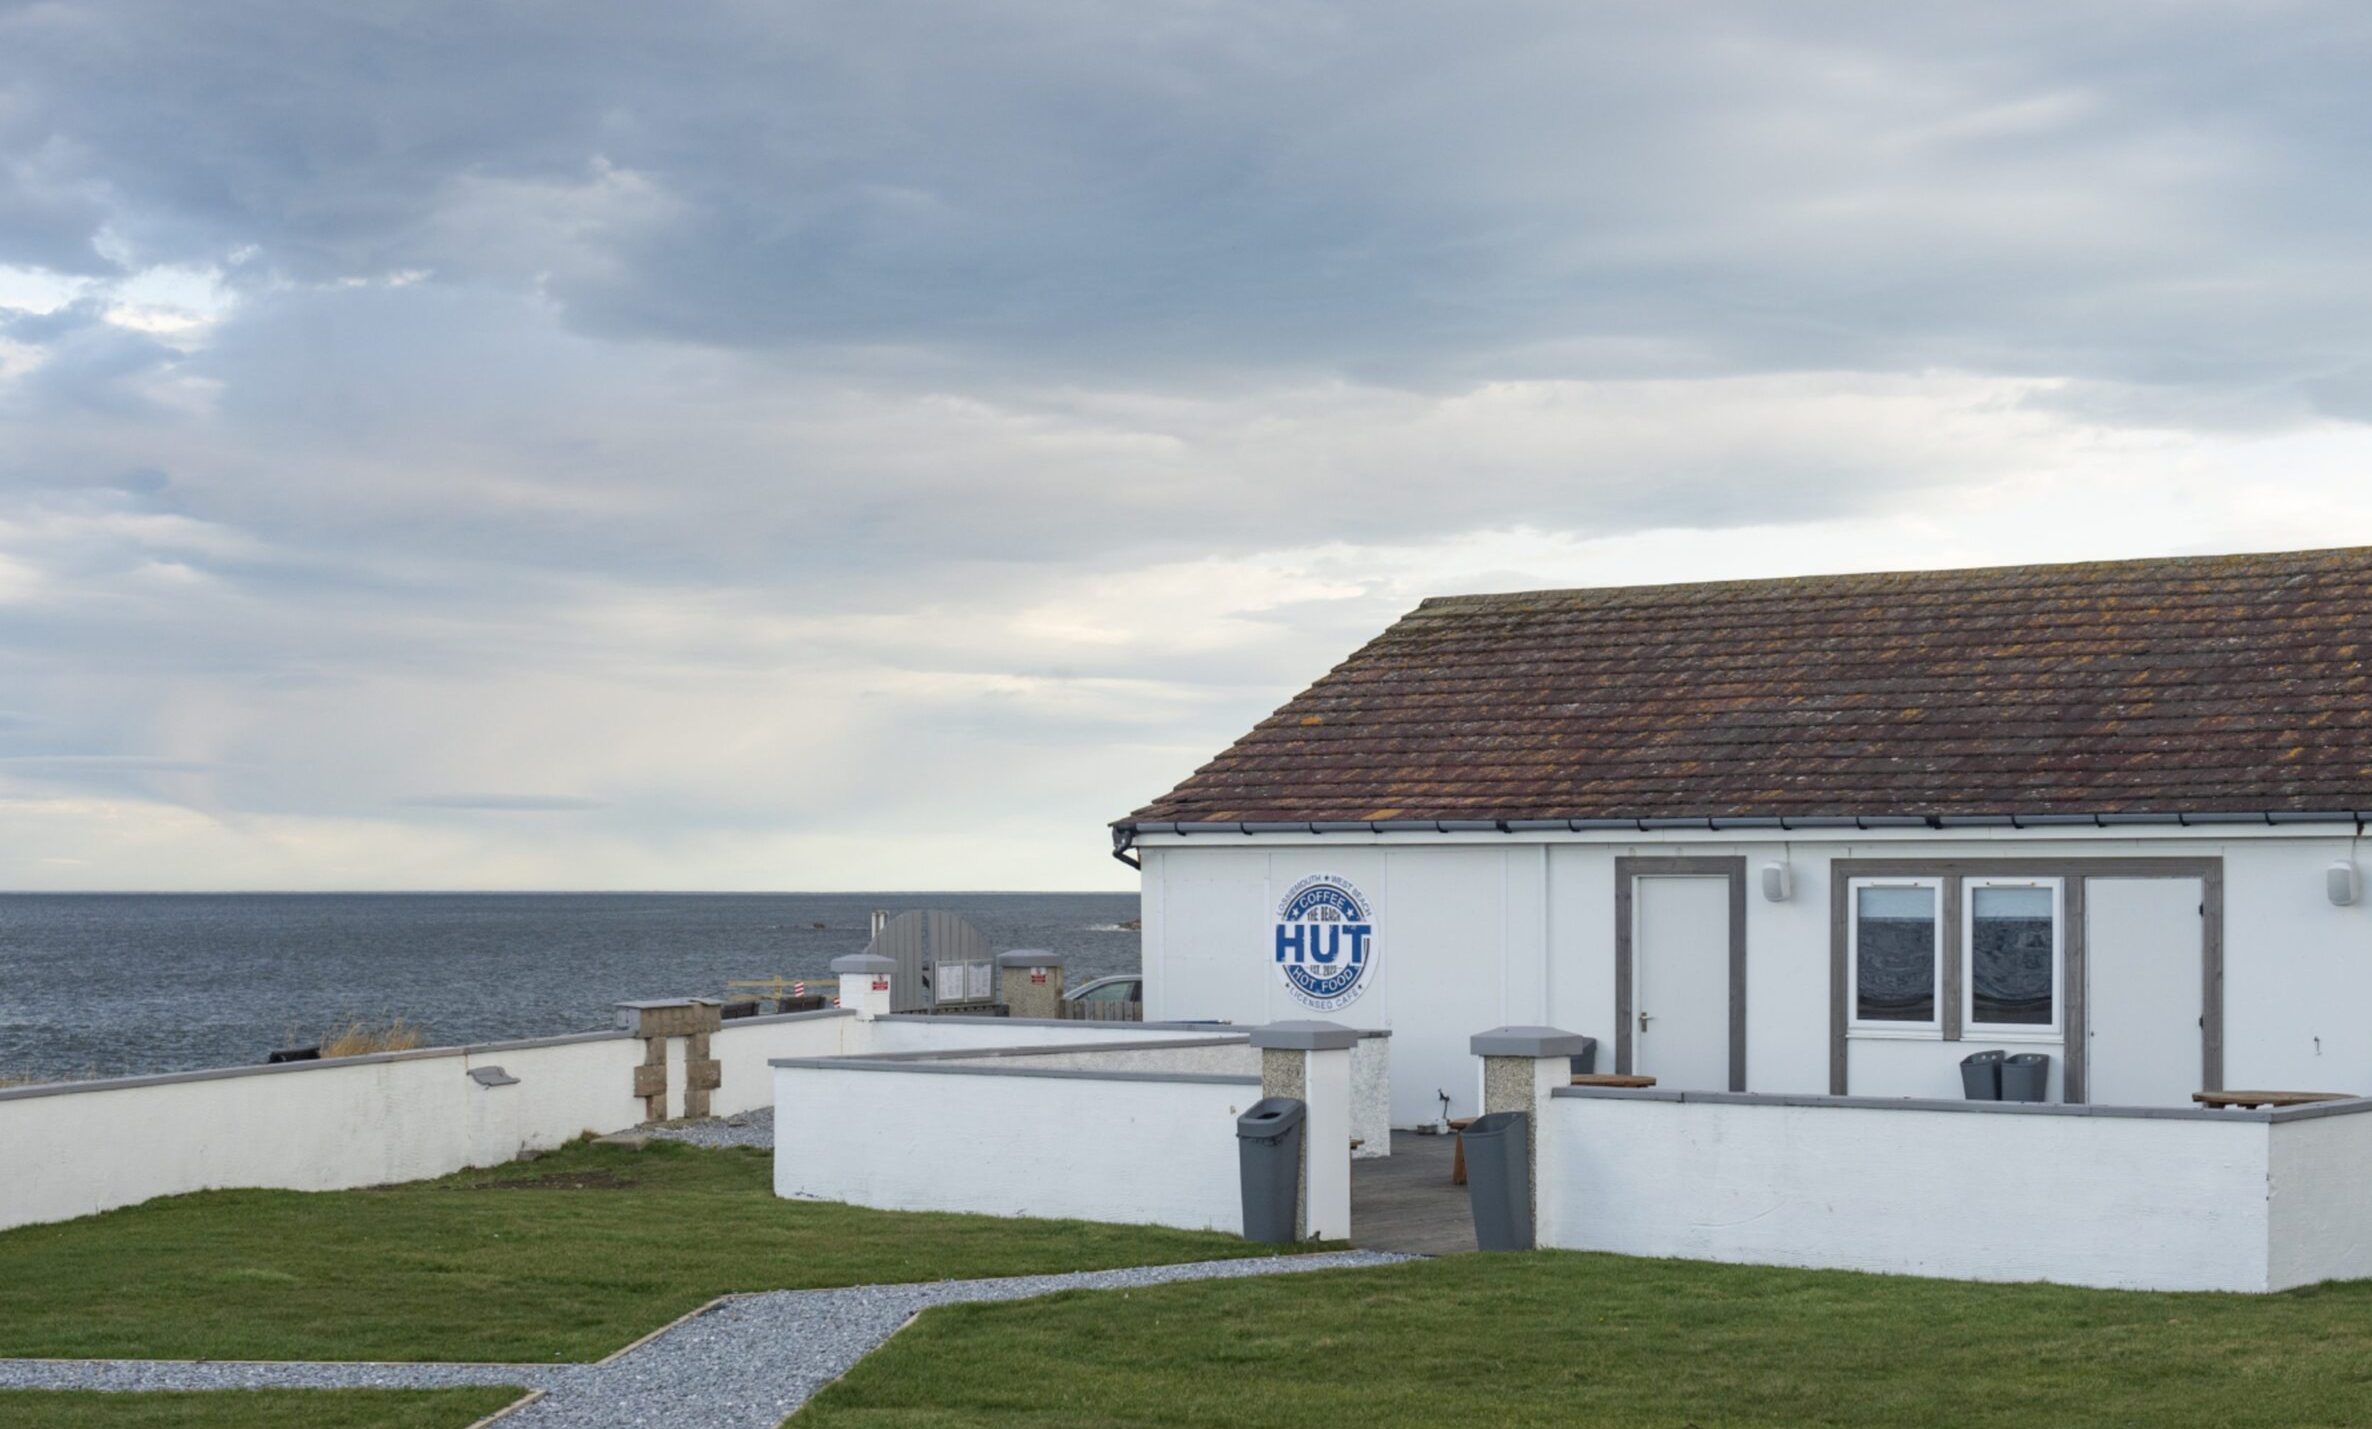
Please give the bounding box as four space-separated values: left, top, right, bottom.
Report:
1540 1084 2372 1125
829 953 896 974
995 949 1065 967
0 1027 632 1104
2264 1096 2372 1122
873 1013 1230 1032
710 1007 856 1029
870 1036 1247 1064
1249 1020 1362 1051
768 1055 1259 1088
615 997 721 1010
1470 1026 1594 1058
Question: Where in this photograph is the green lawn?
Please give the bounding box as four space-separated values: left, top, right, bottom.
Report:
802 1251 2372 1428
0 1388 524 1428
0 1140 1278 1364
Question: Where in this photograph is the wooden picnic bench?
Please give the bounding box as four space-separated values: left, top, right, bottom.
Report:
1569 1074 1660 1089
2193 1090 2354 1110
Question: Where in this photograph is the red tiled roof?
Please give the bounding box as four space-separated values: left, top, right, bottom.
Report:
1122 547 2372 827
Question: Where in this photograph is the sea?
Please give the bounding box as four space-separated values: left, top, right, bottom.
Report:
0 892 1140 1084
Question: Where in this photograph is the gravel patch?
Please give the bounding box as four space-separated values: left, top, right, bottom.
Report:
646 1112 773 1150
0 1250 1413 1426
0 1359 557 1393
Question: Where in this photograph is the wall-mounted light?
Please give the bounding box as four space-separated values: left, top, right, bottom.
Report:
1761 861 1792 903
2330 860 2361 908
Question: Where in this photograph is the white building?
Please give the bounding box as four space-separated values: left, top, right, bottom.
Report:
1119 548 2372 1129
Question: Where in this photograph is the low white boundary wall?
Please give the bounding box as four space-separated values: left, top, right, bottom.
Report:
774 1055 1258 1232
1542 1088 2372 1293
0 1009 1257 1232
0 1032 654 1233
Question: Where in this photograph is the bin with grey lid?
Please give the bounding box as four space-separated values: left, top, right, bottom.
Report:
1960 1049 2005 1101
1462 1110 1533 1251
1569 1036 1599 1078
2000 1052 2051 1103
1235 1097 1306 1245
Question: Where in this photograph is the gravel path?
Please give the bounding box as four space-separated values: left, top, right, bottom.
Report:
646 1111 773 1150
0 1250 1412 1426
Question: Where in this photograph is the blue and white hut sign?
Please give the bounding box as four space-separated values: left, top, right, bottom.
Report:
1272 874 1376 1012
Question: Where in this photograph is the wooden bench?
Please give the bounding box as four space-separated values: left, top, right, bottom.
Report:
2193 1090 2354 1110
1446 1076 1663 1184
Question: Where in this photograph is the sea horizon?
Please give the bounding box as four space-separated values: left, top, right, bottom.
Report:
0 890 1141 1085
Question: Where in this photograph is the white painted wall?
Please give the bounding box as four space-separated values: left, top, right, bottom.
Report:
857 1016 1238 1056
0 1034 649 1232
1143 829 2372 1121
773 1064 1256 1232
709 1012 860 1117
0 1008 1225 1232
1540 1092 2276 1291
1350 1033 1391 1157
2268 1106 2372 1290
935 1040 1257 1076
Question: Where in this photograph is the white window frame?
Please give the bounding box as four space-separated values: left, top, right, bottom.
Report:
1848 876 1944 1036
1962 876 2065 1041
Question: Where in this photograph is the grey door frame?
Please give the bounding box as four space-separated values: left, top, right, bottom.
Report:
1615 855 1748 1091
1828 856 2224 1102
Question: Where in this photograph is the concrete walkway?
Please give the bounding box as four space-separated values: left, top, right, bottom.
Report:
0 1250 1412 1427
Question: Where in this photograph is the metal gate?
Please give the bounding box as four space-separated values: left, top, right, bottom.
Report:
862 910 994 1013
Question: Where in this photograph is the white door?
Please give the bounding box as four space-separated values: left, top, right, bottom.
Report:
2086 877 2204 1107
1633 875 1732 1091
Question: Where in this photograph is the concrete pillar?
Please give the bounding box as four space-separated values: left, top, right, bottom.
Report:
997 949 1065 1019
1470 1025 1592 1238
616 998 723 1122
1250 1020 1359 1241
831 953 895 1020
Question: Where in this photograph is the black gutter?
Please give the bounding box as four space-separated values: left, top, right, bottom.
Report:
1109 808 2372 859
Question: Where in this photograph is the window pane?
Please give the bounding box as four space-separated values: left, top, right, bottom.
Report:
1971 885 2055 1026
1856 886 1936 1022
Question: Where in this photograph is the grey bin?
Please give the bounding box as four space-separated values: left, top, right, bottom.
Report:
1569 1037 1599 1078
1235 1097 1306 1245
1960 1049 2006 1101
1463 1110 1534 1252
2001 1052 2051 1103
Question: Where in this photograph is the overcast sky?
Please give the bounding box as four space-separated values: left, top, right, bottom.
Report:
5 2 2372 891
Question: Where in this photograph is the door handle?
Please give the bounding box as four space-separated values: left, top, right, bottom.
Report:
1638 1011 1653 1032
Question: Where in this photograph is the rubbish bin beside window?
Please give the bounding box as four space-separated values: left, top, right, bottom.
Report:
2000 1052 2051 1103
1960 1049 2005 1101
1236 1097 1306 1245
1463 1110 1533 1251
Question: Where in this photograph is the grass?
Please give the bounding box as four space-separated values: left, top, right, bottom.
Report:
0 1388 524 1428
0 1139 1282 1364
800 1250 2372 1428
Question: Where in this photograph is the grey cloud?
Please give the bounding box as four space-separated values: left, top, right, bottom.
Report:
6 4 2372 887
2 3 2370 391
398 794 609 812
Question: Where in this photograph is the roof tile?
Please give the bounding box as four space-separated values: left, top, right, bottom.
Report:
1121 548 2372 826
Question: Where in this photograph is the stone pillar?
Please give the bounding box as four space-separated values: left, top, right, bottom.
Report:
997 949 1065 1019
1470 1025 1592 1239
1249 1020 1359 1241
616 998 723 1122
831 953 895 1020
